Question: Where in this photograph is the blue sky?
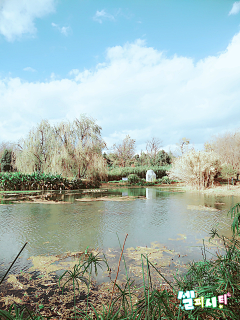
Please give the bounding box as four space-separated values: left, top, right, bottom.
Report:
1 0 240 154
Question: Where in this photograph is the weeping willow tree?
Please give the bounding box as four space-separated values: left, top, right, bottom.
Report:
14 119 55 174
50 115 107 180
168 150 222 189
14 115 107 180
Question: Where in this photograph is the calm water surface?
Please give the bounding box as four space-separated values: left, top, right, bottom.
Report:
0 187 238 278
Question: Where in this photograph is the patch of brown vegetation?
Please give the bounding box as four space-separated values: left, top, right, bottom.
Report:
0 271 175 319
186 185 240 196
75 196 146 202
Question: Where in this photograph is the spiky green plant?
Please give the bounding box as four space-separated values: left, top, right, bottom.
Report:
0 304 47 320
59 263 89 320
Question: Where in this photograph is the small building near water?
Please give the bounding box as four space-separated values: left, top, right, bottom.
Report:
146 170 156 182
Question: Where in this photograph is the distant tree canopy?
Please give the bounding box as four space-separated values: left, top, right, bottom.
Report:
146 137 162 161
14 115 107 180
105 135 171 169
107 135 171 168
142 137 162 166
1 122 172 178
220 164 237 187
132 150 171 167
112 135 136 167
0 149 12 172
153 150 171 166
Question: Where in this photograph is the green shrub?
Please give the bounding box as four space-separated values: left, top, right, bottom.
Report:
0 172 100 191
161 176 172 184
135 178 146 186
107 165 171 181
155 178 163 184
128 174 140 184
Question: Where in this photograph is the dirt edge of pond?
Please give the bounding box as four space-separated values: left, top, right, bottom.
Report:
0 244 185 319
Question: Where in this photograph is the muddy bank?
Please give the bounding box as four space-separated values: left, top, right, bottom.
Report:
187 205 220 211
0 272 176 319
175 184 240 196
0 190 147 204
75 195 146 202
100 182 183 189
0 244 185 319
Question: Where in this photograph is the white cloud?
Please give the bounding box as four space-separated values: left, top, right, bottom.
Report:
229 1 240 15
23 67 36 72
60 26 70 36
50 72 56 80
51 22 70 36
0 0 56 41
93 9 115 23
68 69 80 76
1 34 240 150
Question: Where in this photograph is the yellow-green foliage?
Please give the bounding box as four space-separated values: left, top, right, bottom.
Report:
168 150 222 189
13 115 107 181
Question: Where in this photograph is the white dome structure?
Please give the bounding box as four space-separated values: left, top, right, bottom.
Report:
146 169 156 182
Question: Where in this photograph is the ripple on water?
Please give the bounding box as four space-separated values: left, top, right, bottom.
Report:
0 187 237 277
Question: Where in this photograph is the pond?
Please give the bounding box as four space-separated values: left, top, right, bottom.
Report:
0 187 238 285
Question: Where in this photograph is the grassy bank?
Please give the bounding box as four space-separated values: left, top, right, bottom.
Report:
0 204 239 319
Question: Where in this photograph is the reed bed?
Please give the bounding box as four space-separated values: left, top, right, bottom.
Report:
0 172 101 191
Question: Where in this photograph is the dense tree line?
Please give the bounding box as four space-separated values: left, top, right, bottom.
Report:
2 116 240 189
0 115 107 181
0 116 172 182
104 136 172 168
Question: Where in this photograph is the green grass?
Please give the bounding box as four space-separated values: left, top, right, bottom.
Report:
0 190 42 194
107 180 124 183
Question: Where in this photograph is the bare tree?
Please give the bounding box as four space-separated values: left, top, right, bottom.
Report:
146 137 162 166
168 150 222 189
206 130 240 176
146 137 162 157
178 137 190 155
113 135 136 167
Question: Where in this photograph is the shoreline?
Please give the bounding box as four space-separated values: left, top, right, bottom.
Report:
102 182 240 196
1 183 240 203
183 185 240 196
